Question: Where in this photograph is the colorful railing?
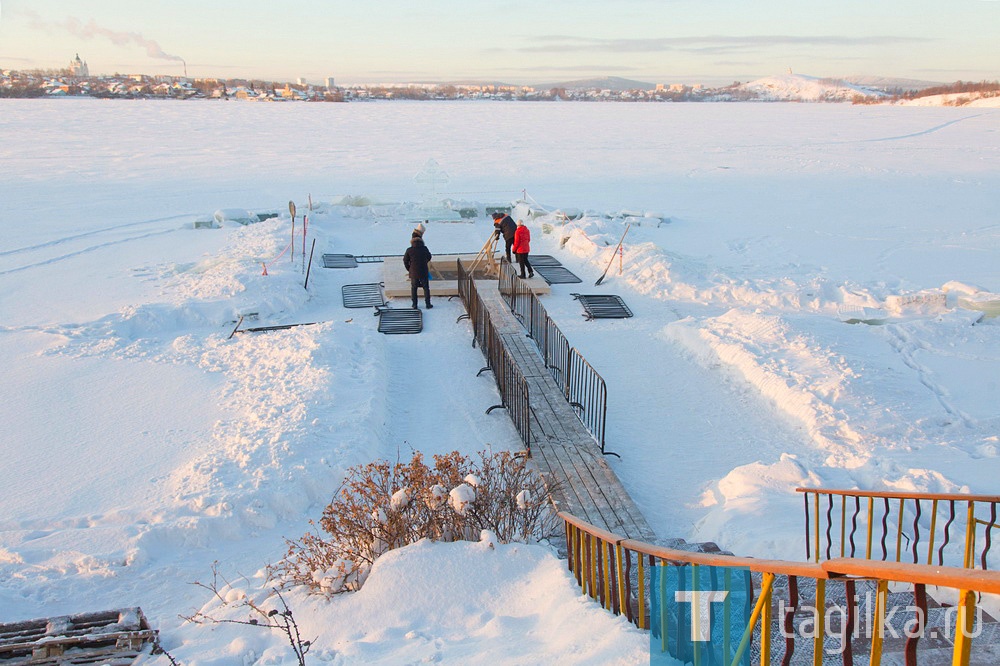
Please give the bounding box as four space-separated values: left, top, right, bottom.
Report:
561 510 1000 666
797 488 1000 570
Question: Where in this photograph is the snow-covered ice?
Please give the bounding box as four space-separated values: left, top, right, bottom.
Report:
1 98 998 662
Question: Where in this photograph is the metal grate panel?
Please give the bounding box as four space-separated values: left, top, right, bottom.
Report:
321 254 358 268
342 283 385 308
376 307 423 334
572 293 633 320
533 265 582 284
528 254 562 267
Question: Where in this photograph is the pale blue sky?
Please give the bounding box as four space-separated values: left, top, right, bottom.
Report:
1 0 998 85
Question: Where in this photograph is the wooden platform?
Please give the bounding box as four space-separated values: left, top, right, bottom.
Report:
383 254 550 298
477 289 655 541
0 608 156 665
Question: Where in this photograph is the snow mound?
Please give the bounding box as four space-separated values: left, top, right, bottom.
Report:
171 540 648 664
695 454 822 560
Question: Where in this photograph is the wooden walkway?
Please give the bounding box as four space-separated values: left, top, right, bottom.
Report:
478 288 656 542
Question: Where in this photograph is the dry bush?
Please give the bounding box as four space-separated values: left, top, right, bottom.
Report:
269 449 557 595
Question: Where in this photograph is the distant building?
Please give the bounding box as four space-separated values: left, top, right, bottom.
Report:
326 77 336 89
233 86 257 100
297 77 308 86
69 53 89 78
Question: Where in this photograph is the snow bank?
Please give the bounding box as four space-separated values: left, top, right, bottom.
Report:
162 539 649 665
898 92 1000 108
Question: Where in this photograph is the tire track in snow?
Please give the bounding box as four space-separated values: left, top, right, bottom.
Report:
0 214 194 258
862 114 983 142
0 227 181 276
819 114 984 145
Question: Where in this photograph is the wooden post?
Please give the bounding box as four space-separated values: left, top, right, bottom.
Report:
289 201 297 262
303 239 316 290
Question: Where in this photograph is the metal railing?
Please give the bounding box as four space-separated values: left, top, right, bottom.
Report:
566 348 607 451
456 259 531 452
797 487 1000 570
497 260 612 456
561 510 1000 666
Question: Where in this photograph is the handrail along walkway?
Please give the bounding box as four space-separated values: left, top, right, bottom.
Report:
561 509 1000 666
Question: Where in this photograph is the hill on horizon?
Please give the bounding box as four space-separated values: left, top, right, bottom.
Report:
841 74 944 91
413 73 944 95
730 73 883 101
536 75 655 92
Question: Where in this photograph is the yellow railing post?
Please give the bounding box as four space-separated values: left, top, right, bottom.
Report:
866 497 875 559
760 572 772 666
660 559 668 655
813 492 821 561
928 499 939 565
895 498 905 562
870 579 888 666
840 495 847 558
964 501 976 569
813 578 826 666
729 572 774 666
637 554 646 629
952 588 975 666
616 543 628 617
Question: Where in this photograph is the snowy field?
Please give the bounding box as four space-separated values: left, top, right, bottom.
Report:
1 99 998 663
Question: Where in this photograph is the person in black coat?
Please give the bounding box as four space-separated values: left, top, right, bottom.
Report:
403 225 433 309
492 212 517 263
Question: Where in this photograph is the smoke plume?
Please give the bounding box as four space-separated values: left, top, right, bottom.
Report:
24 10 184 63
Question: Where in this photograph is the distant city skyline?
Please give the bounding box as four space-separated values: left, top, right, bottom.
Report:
1 1 999 86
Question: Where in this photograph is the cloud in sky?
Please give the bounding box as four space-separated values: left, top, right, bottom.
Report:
514 34 931 55
21 9 184 63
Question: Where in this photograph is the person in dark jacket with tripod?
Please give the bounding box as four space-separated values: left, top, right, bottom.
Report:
492 212 517 263
403 224 433 309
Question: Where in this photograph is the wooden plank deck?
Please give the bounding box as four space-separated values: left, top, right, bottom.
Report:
477 287 656 542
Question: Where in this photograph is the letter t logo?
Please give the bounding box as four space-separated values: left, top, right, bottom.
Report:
675 590 729 641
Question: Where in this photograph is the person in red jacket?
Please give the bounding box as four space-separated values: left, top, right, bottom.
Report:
512 219 534 279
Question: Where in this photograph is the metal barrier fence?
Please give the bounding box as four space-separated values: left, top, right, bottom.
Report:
797 487 1000 570
561 510 1000 666
566 348 607 451
456 260 531 452
498 260 611 455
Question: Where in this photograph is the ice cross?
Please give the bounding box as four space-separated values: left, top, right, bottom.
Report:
413 158 450 196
